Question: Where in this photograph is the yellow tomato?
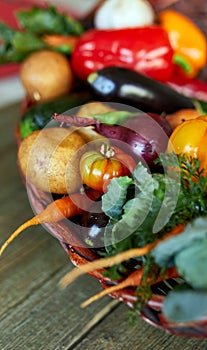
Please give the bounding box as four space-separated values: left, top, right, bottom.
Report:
168 118 207 172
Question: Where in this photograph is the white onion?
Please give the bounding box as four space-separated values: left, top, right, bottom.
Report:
94 0 155 29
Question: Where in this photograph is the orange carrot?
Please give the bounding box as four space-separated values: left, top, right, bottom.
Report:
42 34 79 50
59 223 185 288
0 189 101 256
81 270 143 308
81 266 179 308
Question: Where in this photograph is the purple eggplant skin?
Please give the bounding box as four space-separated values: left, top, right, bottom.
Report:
81 201 109 249
87 66 195 114
95 113 172 170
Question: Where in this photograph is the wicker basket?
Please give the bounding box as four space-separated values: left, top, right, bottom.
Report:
23 180 207 339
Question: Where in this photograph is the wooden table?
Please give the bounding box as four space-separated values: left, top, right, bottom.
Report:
1 102 207 350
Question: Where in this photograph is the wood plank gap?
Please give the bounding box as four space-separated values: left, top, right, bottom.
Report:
58 299 120 350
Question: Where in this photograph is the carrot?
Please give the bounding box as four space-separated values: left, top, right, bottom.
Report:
0 189 101 256
59 223 185 288
81 269 143 308
81 266 179 308
42 34 79 50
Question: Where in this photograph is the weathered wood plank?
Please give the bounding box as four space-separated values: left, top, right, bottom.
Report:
0 265 116 350
74 303 207 350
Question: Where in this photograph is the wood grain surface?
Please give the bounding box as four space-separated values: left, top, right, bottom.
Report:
1 103 207 350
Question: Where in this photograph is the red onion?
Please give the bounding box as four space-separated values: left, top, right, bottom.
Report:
53 112 172 170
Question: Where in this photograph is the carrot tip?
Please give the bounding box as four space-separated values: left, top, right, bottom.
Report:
58 269 80 288
0 235 18 256
81 300 92 308
0 243 7 256
0 217 39 256
80 290 110 308
0 237 16 256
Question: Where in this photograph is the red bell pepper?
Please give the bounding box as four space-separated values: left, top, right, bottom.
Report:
71 26 174 82
166 70 207 102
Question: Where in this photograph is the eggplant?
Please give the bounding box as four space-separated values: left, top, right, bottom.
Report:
87 66 195 114
81 201 109 249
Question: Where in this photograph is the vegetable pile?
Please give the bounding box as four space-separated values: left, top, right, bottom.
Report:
2 0 207 328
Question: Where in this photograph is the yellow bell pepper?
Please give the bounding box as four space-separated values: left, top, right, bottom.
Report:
159 9 207 78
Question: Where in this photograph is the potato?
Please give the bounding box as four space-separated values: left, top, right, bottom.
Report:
76 126 107 145
77 101 115 118
20 50 74 102
18 127 86 194
76 101 115 144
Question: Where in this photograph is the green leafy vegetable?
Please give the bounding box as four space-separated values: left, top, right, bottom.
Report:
100 154 207 311
175 236 207 289
93 111 138 125
152 217 207 267
16 6 83 36
163 288 207 323
0 5 84 63
0 22 47 63
102 176 133 221
0 23 45 63
0 22 16 42
102 158 181 255
133 161 159 195
102 162 161 250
